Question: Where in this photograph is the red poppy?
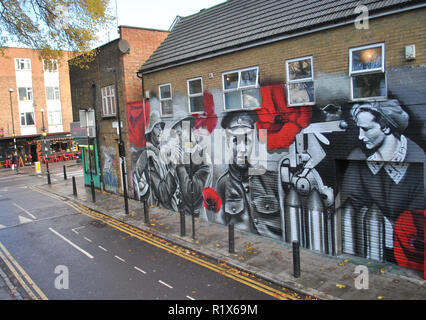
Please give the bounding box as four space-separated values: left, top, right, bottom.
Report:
394 209 424 278
256 84 312 150
202 187 222 213
194 91 218 135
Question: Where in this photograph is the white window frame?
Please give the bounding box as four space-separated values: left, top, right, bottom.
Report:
187 77 204 114
15 58 31 71
18 87 33 101
46 86 60 100
43 59 58 72
222 66 260 111
285 56 315 107
48 110 62 125
349 43 386 101
20 112 35 126
101 85 116 117
159 83 173 117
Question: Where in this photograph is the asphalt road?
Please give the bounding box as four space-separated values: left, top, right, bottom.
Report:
0 167 275 300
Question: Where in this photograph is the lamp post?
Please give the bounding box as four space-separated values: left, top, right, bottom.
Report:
105 67 129 215
8 88 18 173
41 108 51 184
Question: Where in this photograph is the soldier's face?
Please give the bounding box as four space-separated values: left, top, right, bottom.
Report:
151 123 163 145
355 111 386 151
228 130 254 168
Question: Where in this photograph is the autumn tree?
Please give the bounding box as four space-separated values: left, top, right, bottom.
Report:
0 0 113 66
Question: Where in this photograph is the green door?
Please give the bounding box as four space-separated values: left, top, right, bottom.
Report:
82 139 101 189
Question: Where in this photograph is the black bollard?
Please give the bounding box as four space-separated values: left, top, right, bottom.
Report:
180 212 186 237
72 176 77 197
91 180 96 202
143 200 149 224
292 240 301 278
228 223 235 254
63 165 67 180
47 171 51 185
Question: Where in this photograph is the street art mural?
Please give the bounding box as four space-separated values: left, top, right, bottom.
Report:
101 146 118 193
127 68 425 276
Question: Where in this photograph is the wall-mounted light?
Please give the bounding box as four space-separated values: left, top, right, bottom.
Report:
405 45 415 60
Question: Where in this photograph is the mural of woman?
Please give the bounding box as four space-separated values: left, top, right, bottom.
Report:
340 99 425 262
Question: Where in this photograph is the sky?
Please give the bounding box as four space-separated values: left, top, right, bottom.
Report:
97 0 226 45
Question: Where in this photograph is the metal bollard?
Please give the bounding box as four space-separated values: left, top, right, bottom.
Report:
143 200 149 224
228 223 235 254
47 171 51 185
292 240 301 278
91 180 96 202
180 211 186 237
72 176 77 197
63 165 67 180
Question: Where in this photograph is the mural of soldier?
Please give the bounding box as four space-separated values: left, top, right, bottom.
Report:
340 99 425 262
164 116 213 221
216 111 282 239
133 110 179 211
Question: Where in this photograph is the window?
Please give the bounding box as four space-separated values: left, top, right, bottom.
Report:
187 78 204 114
48 110 62 124
18 87 33 101
349 43 386 100
46 87 60 100
159 83 173 116
43 59 58 72
20 112 35 126
15 58 31 70
101 85 116 116
222 67 260 110
285 56 315 106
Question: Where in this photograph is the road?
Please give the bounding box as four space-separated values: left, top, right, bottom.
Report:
0 165 276 300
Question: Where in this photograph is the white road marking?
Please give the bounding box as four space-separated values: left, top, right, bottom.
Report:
18 216 33 224
134 266 146 274
84 237 92 243
98 246 108 252
13 203 37 220
158 280 173 289
186 296 196 300
115 255 125 262
71 226 85 235
48 228 94 259
0 224 5 229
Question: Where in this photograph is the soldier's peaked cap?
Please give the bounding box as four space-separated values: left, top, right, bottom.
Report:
221 110 258 130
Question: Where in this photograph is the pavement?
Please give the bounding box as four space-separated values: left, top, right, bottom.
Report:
1 161 425 300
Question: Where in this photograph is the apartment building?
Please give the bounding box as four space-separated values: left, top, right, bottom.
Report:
0 48 74 165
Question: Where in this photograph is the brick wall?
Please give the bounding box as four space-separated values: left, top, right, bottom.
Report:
0 48 74 137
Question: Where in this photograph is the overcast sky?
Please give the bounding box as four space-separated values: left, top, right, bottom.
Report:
97 0 226 45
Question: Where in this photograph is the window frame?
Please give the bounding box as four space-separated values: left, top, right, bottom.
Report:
20 112 35 126
222 66 260 111
285 56 315 107
349 43 387 101
46 86 61 100
18 87 33 101
15 58 31 71
187 77 204 114
101 85 116 117
48 110 63 125
43 59 58 72
159 83 173 117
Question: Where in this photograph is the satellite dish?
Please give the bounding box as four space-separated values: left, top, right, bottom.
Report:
118 39 130 54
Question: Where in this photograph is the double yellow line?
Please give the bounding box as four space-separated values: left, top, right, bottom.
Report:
31 186 303 300
0 242 48 300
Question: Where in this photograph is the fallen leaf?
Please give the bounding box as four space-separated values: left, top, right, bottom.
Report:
377 296 384 300
336 284 346 289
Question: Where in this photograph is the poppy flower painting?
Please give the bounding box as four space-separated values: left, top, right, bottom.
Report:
202 187 222 213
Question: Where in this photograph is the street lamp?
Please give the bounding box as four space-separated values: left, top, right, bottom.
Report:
8 88 18 174
41 108 51 184
105 67 129 215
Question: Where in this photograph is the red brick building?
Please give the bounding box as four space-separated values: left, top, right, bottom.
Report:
69 26 169 192
0 48 74 166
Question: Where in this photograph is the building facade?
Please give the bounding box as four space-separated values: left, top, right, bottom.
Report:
69 26 169 192
0 48 74 166
136 0 426 275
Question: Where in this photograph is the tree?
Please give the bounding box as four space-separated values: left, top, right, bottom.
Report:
0 0 113 67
